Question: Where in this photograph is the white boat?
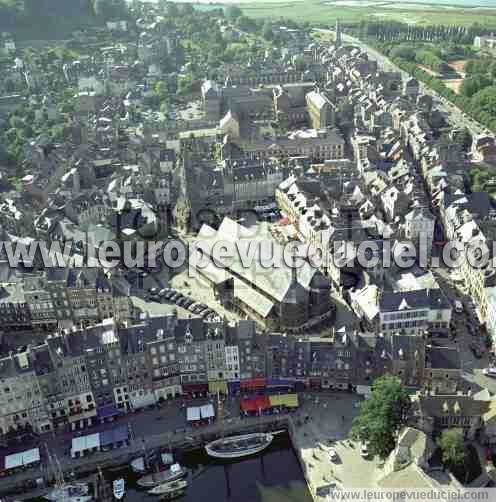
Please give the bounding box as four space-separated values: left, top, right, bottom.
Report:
113 478 125 500
136 463 187 488
483 367 496 378
205 432 273 459
45 483 92 501
148 478 188 496
131 451 174 474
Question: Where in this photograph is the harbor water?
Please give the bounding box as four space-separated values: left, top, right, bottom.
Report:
29 432 312 502
113 433 311 502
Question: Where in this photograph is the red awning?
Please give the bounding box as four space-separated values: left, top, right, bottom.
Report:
182 383 208 393
240 377 266 390
309 378 321 388
240 396 271 413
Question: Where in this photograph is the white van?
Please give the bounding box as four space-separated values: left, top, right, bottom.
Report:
454 300 463 314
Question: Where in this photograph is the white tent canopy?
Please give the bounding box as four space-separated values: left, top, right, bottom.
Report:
71 433 101 456
186 406 201 422
4 448 40 470
200 404 215 419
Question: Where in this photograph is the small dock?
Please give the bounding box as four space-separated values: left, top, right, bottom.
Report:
0 415 291 500
93 469 114 502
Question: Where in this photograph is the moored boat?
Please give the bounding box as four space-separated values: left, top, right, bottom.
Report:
44 482 92 501
483 367 496 378
158 489 186 500
205 432 273 459
113 478 125 500
136 463 187 489
131 450 173 474
148 478 188 496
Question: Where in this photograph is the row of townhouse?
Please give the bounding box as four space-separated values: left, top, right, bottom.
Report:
0 314 462 439
0 268 133 333
402 102 496 329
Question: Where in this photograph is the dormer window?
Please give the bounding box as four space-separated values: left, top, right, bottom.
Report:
185 325 193 345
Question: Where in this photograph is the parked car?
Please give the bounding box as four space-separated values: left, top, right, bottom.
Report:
360 443 369 459
329 448 338 462
177 298 188 307
183 298 194 308
188 304 198 313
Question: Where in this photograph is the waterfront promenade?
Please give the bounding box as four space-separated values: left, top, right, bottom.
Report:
289 393 381 501
0 392 371 500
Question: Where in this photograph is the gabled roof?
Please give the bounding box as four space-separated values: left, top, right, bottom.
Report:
380 288 450 312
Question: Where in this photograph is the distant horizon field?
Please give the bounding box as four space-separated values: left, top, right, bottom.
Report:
160 0 496 6
237 0 496 26
144 0 496 27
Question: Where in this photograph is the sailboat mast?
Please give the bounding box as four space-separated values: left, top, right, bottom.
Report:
217 390 224 438
54 452 65 486
45 443 63 488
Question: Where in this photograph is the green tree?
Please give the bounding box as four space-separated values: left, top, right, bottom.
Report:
262 21 274 41
180 3 194 16
438 429 466 470
460 128 473 152
390 45 416 61
166 2 179 17
350 376 410 459
236 16 256 33
93 0 127 21
226 5 242 21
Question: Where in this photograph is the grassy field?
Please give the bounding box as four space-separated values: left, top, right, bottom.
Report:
235 0 496 26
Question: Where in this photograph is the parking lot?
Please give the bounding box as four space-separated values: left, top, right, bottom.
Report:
145 284 222 322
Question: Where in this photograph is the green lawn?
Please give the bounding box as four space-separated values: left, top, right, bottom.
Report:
237 0 496 27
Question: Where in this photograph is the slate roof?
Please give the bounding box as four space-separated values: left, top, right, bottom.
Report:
379 288 450 312
426 346 461 370
195 218 324 304
418 395 490 418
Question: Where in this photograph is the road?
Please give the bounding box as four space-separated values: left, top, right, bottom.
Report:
432 266 496 393
312 28 487 137
290 393 380 498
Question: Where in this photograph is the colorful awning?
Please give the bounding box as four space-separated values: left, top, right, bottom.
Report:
240 396 271 413
182 383 208 393
267 379 294 388
99 425 129 447
97 404 120 419
240 377 266 390
208 380 228 394
269 394 299 408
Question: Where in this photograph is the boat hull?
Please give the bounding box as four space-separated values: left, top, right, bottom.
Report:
205 433 273 459
45 483 91 501
113 479 125 500
131 451 173 474
136 465 187 488
148 479 188 496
